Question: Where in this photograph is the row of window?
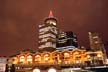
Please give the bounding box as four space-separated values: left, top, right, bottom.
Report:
39 33 56 38
39 42 56 48
39 24 45 28
19 52 71 63
18 52 102 64
39 37 56 43
39 26 56 33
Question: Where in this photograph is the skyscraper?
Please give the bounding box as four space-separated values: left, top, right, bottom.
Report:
66 31 78 47
88 32 104 51
56 31 78 51
0 57 7 72
8 11 107 72
38 11 57 52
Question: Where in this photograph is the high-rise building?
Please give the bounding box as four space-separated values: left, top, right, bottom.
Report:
38 11 57 52
0 56 7 72
66 31 78 47
5 64 15 72
8 11 107 72
56 31 78 51
88 32 104 51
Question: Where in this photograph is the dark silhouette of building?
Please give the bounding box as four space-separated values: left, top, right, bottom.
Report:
5 64 15 72
56 31 78 51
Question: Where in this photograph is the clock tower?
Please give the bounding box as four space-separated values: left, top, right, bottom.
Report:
38 11 57 52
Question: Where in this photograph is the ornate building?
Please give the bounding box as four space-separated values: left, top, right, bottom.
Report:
8 49 105 72
38 11 57 52
8 11 107 72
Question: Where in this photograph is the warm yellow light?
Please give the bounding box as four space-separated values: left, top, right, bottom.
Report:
71 70 73 72
44 57 49 61
46 20 56 25
44 54 49 57
33 69 40 72
64 52 70 57
27 55 32 62
48 68 56 72
44 54 49 61
58 60 61 63
35 55 40 58
87 55 90 58
75 60 80 64
97 54 102 57
35 55 41 61
74 51 79 55
19 56 25 62
52 22 56 25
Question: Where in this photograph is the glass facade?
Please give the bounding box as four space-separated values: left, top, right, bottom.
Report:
56 31 78 51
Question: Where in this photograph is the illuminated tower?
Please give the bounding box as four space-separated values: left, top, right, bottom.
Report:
38 11 57 52
88 32 104 51
88 32 107 64
56 31 78 51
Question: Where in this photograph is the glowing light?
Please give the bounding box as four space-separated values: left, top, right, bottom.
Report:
87 55 90 58
64 52 70 57
74 51 79 55
27 55 32 62
46 20 56 25
19 56 25 62
48 68 56 72
97 54 102 57
44 54 49 61
35 55 41 61
33 69 40 72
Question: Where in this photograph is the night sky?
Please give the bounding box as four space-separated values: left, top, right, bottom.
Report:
0 0 108 56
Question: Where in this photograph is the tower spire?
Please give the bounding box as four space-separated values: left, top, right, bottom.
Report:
49 10 54 17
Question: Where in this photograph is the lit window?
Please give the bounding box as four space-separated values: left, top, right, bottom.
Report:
44 54 49 61
46 20 56 25
74 60 80 64
19 56 25 62
74 52 79 55
93 36 98 39
52 22 56 25
64 52 70 57
87 55 90 58
73 39 77 42
33 68 40 72
73 52 81 59
45 42 51 47
48 68 56 72
94 41 99 44
35 55 41 62
97 54 102 57
27 55 32 62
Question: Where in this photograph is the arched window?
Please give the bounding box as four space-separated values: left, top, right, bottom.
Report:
35 55 41 62
19 56 25 62
27 55 32 63
73 51 81 59
64 52 70 58
63 52 70 64
74 51 79 55
33 68 40 72
44 54 49 61
48 68 56 72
